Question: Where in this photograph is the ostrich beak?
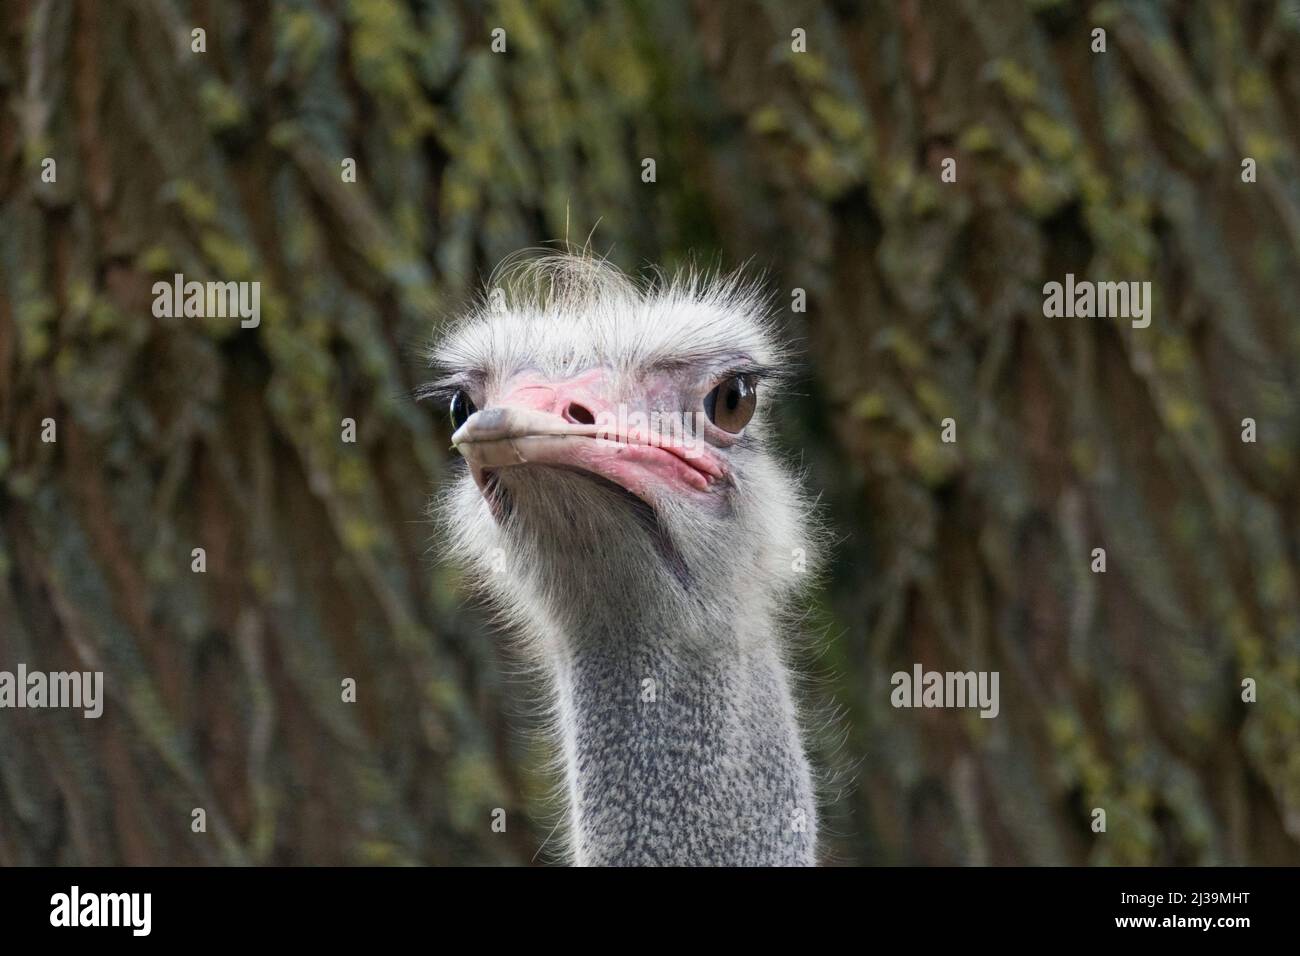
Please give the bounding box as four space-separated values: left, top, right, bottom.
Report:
451 387 725 508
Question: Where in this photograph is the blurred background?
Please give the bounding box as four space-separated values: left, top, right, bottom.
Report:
2 0 1299 865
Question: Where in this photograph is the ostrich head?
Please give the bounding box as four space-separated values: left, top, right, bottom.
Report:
427 252 822 866
427 252 817 651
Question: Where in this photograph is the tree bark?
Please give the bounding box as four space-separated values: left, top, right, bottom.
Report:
1 0 1297 865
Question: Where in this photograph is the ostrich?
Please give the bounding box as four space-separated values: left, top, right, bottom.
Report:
427 252 822 866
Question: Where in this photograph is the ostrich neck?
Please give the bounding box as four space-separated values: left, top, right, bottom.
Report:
550 609 817 866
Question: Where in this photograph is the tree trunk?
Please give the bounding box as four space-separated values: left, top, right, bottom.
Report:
1 0 1297 865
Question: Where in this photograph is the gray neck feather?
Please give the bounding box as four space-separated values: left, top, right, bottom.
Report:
550 617 816 866
458 468 818 865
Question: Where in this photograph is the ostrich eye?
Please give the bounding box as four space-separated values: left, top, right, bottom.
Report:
703 374 757 433
449 390 477 430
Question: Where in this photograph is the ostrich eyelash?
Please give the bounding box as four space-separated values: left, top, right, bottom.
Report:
718 361 786 384
649 355 790 388
705 361 797 399
415 371 485 405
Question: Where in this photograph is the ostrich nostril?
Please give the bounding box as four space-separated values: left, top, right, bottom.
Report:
564 402 596 426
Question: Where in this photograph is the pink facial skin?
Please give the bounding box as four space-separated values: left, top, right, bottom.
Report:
451 370 727 511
